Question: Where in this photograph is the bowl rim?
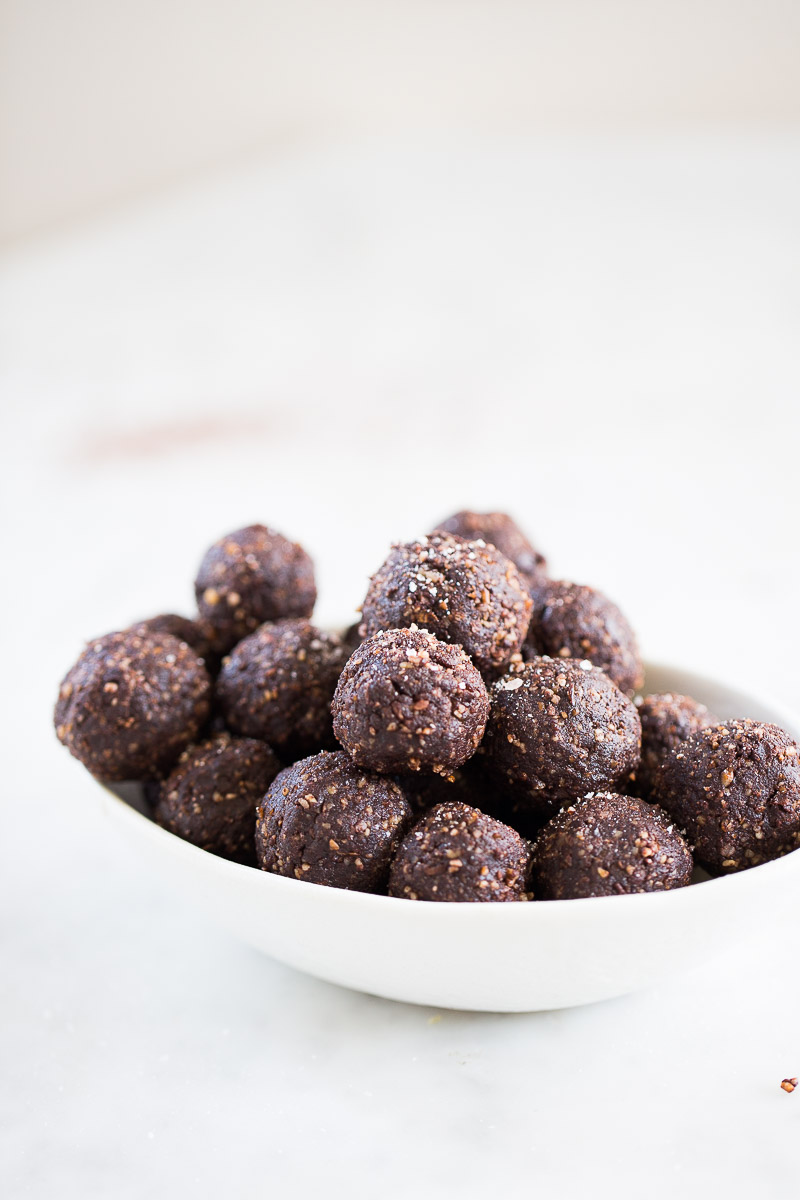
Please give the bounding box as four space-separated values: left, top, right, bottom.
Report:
97 657 800 920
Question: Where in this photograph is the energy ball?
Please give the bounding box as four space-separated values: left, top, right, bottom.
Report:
332 628 490 776
431 510 547 593
256 750 413 892
195 524 316 652
398 760 486 814
359 534 532 677
525 581 643 697
216 619 347 758
653 720 800 874
54 630 211 781
153 733 281 864
481 657 641 821
532 792 693 899
632 692 716 798
388 801 532 902
128 613 213 662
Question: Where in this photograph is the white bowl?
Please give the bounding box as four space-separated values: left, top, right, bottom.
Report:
97 662 800 1012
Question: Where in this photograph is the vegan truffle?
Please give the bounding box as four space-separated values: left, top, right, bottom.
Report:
127 613 214 662
216 619 347 758
195 524 316 651
532 792 693 899
653 720 800 873
388 801 532 902
332 627 490 775
481 657 641 821
632 692 716 798
359 534 532 677
54 630 211 781
525 581 644 696
432 510 547 593
153 733 281 864
256 751 413 891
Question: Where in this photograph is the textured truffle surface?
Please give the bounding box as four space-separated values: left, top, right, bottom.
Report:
653 720 800 874
54 630 211 781
532 792 693 899
256 751 413 891
388 801 532 902
525 581 643 696
216 619 347 757
332 628 489 775
359 534 532 677
431 510 547 592
633 692 716 799
154 734 281 864
127 613 213 660
482 657 641 821
195 524 316 651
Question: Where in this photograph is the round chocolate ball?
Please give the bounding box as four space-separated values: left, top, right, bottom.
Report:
332 627 490 776
153 733 281 864
216 619 347 758
532 792 693 899
195 524 316 652
481 657 641 821
431 510 547 593
388 801 532 902
397 760 487 815
256 750 413 891
54 630 211 781
653 720 800 874
632 692 716 799
359 534 532 677
525 581 643 696
128 613 214 662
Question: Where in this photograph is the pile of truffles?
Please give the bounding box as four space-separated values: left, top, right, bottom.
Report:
54 514 800 902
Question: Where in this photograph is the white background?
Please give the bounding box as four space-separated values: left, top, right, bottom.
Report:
2 133 800 1196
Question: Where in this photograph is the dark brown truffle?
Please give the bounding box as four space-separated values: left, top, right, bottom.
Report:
431 510 547 593
481 657 641 821
653 720 800 874
216 619 347 758
54 630 211 781
128 613 215 663
388 801 532 902
532 792 693 899
195 524 316 652
524 581 643 696
153 734 281 864
397 760 487 814
632 692 716 798
359 534 532 677
256 751 413 891
332 628 489 776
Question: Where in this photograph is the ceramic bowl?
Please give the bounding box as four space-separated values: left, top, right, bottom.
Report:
97 661 800 1012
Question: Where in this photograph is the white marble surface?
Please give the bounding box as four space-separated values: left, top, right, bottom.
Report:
2 136 800 1197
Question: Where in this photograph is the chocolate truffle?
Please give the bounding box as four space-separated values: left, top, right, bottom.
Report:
128 613 213 661
195 524 316 652
388 801 532 902
54 630 211 781
359 534 532 677
525 581 643 696
632 692 716 798
153 733 281 864
481 657 641 821
256 751 413 891
332 628 490 776
532 792 693 899
398 760 486 814
653 720 800 874
216 619 347 758
432 510 547 593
